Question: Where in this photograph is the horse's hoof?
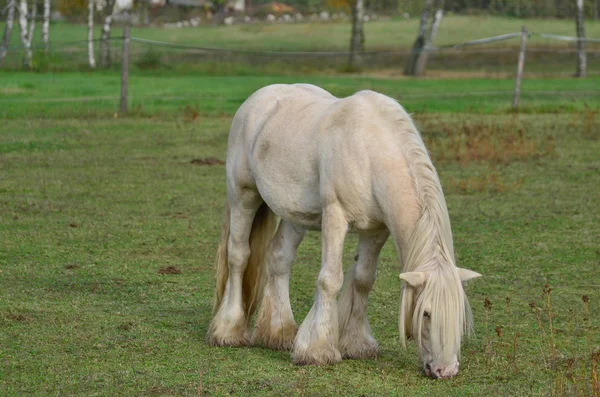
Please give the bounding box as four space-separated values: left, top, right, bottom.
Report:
339 336 379 359
252 323 298 351
292 343 342 365
206 317 249 347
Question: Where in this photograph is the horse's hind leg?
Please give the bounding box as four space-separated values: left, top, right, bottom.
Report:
338 230 389 359
252 220 306 350
207 190 263 347
293 203 348 365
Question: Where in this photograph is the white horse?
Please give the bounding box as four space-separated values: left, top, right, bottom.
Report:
207 84 481 379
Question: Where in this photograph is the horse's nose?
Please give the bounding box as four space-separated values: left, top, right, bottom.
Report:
427 362 459 379
425 362 437 378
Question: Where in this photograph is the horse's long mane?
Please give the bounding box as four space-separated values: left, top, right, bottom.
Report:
374 94 473 363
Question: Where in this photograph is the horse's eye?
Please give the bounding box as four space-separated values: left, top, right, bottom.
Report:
423 311 431 318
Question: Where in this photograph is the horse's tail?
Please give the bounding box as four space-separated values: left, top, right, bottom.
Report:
212 202 277 319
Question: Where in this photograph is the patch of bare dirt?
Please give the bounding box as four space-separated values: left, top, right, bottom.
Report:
190 157 224 166
6 313 31 323
118 321 134 331
64 264 80 270
158 266 182 275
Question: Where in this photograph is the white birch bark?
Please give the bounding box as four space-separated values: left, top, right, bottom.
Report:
0 0 16 66
18 0 32 67
100 0 115 67
404 0 431 76
42 0 49 54
26 0 35 44
100 13 112 66
414 0 444 76
141 0 149 25
575 0 587 77
88 0 96 68
348 0 364 69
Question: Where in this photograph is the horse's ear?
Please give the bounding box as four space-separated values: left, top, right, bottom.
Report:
399 272 426 288
457 268 482 282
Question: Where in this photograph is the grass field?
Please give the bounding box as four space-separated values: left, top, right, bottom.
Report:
1 66 599 396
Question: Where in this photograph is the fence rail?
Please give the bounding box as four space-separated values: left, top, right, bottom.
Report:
1 30 599 74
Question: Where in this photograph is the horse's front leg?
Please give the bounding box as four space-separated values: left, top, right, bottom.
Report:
338 230 389 359
292 203 347 365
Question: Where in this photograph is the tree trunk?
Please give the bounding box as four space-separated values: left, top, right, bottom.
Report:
0 0 15 67
100 13 113 67
88 0 95 68
348 0 364 69
26 0 36 44
414 0 444 77
100 0 115 67
140 0 149 25
575 0 587 77
120 11 130 114
42 0 49 54
594 0 598 21
404 0 432 76
18 0 32 67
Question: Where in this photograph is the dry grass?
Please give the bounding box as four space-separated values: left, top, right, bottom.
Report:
420 117 556 164
445 172 525 194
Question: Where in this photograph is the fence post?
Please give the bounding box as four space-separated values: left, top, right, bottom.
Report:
120 11 131 115
512 26 528 109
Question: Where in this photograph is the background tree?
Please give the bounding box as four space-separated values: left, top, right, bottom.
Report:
42 0 49 54
404 0 444 76
26 0 36 47
18 0 32 67
100 0 116 67
349 0 364 69
0 0 15 67
575 0 587 77
88 0 96 68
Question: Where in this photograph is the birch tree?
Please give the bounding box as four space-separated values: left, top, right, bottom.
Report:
100 0 116 67
42 0 49 54
575 0 587 77
138 0 149 25
404 0 444 76
88 0 96 68
413 0 444 76
349 0 365 69
0 0 16 67
18 0 32 67
26 0 35 45
404 0 431 76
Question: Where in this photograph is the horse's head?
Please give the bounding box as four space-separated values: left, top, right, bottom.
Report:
399 267 481 379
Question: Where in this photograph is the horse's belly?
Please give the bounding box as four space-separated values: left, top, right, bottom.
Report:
255 174 323 230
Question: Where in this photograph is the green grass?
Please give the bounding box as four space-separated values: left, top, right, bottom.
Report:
1 71 600 396
1 71 599 119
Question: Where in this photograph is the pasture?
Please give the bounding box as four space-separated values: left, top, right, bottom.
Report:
1 69 599 396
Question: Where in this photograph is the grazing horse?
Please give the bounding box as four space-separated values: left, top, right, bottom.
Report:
206 84 481 379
